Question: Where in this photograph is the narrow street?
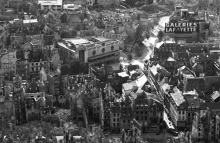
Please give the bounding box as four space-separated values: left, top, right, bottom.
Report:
131 15 170 69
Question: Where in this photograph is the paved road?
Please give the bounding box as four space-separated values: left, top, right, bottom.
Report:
159 16 170 28
132 15 171 68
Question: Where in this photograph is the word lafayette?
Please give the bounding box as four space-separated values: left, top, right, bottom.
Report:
165 22 197 33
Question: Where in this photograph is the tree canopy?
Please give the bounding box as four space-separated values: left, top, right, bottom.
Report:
61 59 89 75
157 30 165 42
61 64 70 75
60 32 71 38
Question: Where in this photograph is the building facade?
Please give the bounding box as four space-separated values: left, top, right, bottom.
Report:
38 0 63 11
57 37 121 65
134 91 149 133
110 102 121 133
16 60 29 80
1 50 17 75
29 60 48 76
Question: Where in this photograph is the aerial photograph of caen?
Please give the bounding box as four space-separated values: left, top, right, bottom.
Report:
0 0 220 143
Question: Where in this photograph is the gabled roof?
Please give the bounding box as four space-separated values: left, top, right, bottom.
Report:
211 91 220 101
149 64 160 75
123 82 137 91
170 87 185 106
135 74 147 89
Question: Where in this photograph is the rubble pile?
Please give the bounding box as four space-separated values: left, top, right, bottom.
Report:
49 127 64 136
54 109 71 122
12 121 55 141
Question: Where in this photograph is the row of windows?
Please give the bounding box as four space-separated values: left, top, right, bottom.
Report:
136 116 147 120
30 67 46 72
112 123 120 127
30 62 47 66
92 46 115 55
178 116 185 121
135 111 148 114
178 111 185 115
113 118 119 122
113 113 120 117
136 106 148 110
88 52 119 63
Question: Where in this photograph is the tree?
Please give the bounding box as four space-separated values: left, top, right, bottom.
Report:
127 54 133 62
167 1 175 11
142 31 150 40
157 30 165 42
133 44 142 57
75 24 81 31
153 18 159 26
61 64 70 75
54 109 71 126
135 1 141 7
69 59 88 75
136 13 141 21
70 30 77 38
146 0 153 5
69 59 82 75
60 32 71 38
125 0 136 7
60 13 68 23
83 63 89 74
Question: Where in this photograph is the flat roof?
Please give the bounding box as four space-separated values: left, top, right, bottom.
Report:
181 9 188 11
63 4 81 9
63 38 90 45
23 19 38 24
38 0 62 5
170 87 185 106
57 42 75 53
93 37 109 42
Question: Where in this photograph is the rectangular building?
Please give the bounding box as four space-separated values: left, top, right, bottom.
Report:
38 0 63 11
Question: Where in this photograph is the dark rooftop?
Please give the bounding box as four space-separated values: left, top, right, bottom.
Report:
200 102 220 110
184 77 205 92
184 94 200 109
110 105 121 113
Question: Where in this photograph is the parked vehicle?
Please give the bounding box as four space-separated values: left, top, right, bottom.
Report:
167 128 179 136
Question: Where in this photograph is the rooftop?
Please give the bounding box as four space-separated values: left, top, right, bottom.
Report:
123 81 137 93
38 0 63 5
63 4 82 10
170 87 185 106
23 19 38 24
211 91 220 101
63 38 90 45
200 102 220 110
135 74 148 89
91 37 111 43
110 105 121 113
185 95 200 108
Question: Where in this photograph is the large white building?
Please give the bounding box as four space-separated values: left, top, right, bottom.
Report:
57 37 121 65
38 0 63 11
